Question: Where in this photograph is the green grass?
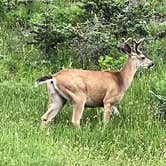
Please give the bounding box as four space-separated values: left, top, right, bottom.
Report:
0 63 165 165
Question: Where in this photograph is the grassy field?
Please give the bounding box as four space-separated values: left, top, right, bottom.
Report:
0 56 165 165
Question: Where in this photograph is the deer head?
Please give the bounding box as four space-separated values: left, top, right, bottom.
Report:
120 38 154 69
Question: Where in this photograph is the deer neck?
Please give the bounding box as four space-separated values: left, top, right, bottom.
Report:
120 57 137 91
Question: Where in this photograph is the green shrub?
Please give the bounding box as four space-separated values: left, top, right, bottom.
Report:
98 54 126 70
79 0 153 37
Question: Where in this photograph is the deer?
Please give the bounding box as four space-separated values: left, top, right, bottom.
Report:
35 38 154 127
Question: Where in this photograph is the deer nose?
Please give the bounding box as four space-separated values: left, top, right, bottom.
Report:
148 63 154 69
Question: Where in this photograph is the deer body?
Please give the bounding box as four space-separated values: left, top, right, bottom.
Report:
54 69 124 106
35 38 154 127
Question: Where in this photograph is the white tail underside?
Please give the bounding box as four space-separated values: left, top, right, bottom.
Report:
34 79 53 87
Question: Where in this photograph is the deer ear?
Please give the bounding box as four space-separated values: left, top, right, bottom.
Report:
120 43 132 54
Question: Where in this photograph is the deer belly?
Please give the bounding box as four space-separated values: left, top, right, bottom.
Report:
85 101 104 107
85 95 104 107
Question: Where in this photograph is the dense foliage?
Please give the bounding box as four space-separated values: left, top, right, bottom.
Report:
1 0 165 68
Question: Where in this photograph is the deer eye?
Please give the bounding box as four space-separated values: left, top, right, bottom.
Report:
141 57 145 60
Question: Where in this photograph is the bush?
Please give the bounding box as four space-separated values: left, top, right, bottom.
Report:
1 0 165 70
98 54 126 70
79 0 153 37
27 0 159 68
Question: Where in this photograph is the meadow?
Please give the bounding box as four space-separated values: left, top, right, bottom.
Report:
0 0 166 165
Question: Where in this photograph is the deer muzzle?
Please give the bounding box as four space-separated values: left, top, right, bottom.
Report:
148 62 154 69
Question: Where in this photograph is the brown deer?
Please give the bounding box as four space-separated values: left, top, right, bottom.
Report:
35 38 154 127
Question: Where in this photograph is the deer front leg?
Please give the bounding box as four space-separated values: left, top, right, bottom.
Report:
103 92 120 124
103 102 113 124
71 99 86 128
103 92 115 124
103 105 119 124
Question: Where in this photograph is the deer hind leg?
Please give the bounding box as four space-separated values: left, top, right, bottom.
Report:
41 82 66 126
71 98 86 128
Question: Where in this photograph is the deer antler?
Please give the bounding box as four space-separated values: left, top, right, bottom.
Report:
122 37 132 44
134 38 144 53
